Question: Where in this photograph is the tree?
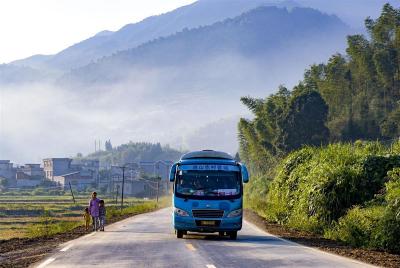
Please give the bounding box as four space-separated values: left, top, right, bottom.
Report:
105 140 113 152
278 89 329 152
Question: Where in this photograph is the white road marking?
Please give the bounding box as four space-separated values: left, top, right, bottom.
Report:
60 243 73 252
206 265 216 268
36 257 56 268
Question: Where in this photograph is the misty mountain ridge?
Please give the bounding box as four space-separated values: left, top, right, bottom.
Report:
1 1 363 163
8 0 398 76
61 5 348 93
9 0 299 73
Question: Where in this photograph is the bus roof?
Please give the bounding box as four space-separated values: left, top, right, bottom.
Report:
181 150 234 160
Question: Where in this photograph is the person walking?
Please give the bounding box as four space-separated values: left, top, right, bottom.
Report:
89 191 100 231
99 200 106 231
83 207 91 232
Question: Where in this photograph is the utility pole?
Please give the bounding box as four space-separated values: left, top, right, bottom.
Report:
156 176 161 203
115 185 119 204
121 166 126 210
68 182 76 204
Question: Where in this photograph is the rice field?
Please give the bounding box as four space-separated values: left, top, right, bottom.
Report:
0 194 148 240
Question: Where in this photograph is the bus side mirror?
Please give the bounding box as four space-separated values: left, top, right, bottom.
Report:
169 163 178 182
240 164 250 183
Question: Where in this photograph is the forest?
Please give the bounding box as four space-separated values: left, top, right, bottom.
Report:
80 142 183 167
239 4 400 252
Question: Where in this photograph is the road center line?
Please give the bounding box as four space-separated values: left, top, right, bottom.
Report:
206 265 216 268
36 257 56 268
185 243 196 251
60 244 73 252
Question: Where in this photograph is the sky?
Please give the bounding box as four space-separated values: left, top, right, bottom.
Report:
0 0 196 64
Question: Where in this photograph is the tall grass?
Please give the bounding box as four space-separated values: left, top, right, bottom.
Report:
247 141 400 252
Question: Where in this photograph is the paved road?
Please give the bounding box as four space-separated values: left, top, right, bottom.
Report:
33 208 375 268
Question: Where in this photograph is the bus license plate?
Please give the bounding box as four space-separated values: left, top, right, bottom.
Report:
200 220 216 226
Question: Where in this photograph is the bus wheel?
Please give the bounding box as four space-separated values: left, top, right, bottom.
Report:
219 232 225 237
177 230 184 238
229 231 237 240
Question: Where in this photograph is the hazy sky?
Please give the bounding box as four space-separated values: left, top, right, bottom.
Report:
0 0 196 63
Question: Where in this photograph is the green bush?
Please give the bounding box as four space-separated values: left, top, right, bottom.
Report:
244 174 271 217
325 206 384 248
386 168 400 219
328 206 400 252
265 142 400 233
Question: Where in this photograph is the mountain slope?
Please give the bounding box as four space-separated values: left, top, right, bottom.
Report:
62 6 349 93
12 0 296 72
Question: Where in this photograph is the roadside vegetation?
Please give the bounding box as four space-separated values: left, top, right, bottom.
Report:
241 4 400 254
0 194 166 240
254 142 400 252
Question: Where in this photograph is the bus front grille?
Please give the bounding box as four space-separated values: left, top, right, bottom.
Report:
192 209 224 218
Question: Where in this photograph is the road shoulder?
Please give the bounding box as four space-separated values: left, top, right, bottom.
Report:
244 209 400 268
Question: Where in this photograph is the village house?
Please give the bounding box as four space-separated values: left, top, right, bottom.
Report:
139 160 173 180
43 158 99 191
109 165 147 196
0 160 16 187
15 164 44 188
53 171 95 191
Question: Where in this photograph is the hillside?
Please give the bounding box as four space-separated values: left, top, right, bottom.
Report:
81 142 184 167
0 5 352 161
11 0 295 72
61 6 349 92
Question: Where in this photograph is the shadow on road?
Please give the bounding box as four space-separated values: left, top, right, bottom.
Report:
184 233 296 246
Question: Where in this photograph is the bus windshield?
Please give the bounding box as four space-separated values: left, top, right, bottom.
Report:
175 170 241 199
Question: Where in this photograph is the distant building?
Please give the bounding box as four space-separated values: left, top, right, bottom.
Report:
15 172 42 188
0 160 17 187
43 158 99 190
53 172 95 191
18 164 44 179
139 160 173 180
109 165 147 196
43 158 72 180
15 164 44 188
72 159 100 184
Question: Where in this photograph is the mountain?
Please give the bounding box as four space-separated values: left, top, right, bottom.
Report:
296 0 399 30
0 2 355 162
61 6 349 93
11 0 297 72
10 0 399 75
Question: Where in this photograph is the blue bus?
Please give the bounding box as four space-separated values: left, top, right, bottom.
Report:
169 150 249 240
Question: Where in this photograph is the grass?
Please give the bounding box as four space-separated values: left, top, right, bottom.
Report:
0 194 171 240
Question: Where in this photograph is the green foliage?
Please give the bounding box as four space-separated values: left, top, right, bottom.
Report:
244 174 271 218
327 168 400 252
278 88 329 152
27 210 80 238
326 206 386 248
82 142 183 166
304 4 400 141
386 168 400 220
241 4 400 253
265 142 400 233
239 86 329 176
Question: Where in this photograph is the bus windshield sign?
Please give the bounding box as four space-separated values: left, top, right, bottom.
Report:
179 164 240 172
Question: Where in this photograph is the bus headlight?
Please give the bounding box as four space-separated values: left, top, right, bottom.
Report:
227 209 242 218
174 207 189 217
